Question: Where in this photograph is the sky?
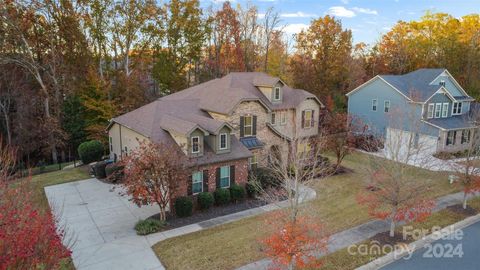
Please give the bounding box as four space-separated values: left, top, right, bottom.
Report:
201 0 480 45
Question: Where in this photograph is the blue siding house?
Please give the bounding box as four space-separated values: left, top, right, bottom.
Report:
346 68 478 154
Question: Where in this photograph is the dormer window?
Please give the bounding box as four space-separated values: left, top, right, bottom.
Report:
440 80 446 87
453 102 462 115
219 133 228 150
273 87 281 101
191 136 200 153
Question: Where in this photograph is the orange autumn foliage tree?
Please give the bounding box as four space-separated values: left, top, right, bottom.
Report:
261 212 328 270
121 141 189 221
357 168 435 238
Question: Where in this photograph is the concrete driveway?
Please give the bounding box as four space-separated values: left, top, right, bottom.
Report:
45 178 164 270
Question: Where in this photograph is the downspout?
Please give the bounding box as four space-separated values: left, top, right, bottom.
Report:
119 125 123 160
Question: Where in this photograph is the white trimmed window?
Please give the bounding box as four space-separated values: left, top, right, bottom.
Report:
271 112 276 125
384 100 390 113
372 99 377 111
191 136 200 153
435 103 442 118
461 130 471 144
219 133 227 150
427 104 434 119
220 166 230 188
273 87 281 101
453 102 462 115
244 115 253 136
442 103 449 118
446 131 456 146
304 110 313 128
248 155 258 170
280 111 287 125
192 171 203 194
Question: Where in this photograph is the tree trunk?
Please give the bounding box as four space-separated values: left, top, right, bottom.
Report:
159 205 166 221
0 103 11 145
463 191 468 209
389 219 395 237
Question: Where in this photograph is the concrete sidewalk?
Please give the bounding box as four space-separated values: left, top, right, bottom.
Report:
237 191 477 270
46 178 316 270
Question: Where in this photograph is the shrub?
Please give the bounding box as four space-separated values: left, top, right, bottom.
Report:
174 196 193 217
197 192 215 210
93 161 108 179
230 184 245 202
105 163 125 183
134 219 165 235
214 188 231 205
78 140 104 164
246 182 258 198
254 167 280 189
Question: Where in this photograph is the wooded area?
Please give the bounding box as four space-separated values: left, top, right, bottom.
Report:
0 0 479 166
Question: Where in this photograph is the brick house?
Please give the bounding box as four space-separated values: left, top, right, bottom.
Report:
107 72 323 203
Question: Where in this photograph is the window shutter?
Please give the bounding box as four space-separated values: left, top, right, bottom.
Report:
216 167 221 188
311 110 315 127
253 115 257 136
203 170 209 192
230 165 235 185
240 116 244 138
187 175 192 196
301 111 305 128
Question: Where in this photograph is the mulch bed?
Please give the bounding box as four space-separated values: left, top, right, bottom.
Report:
148 197 269 230
371 231 414 246
446 204 478 216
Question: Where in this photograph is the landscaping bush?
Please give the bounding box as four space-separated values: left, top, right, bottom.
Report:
134 219 166 235
93 161 108 179
174 196 193 217
105 163 125 183
229 184 245 202
214 188 231 205
197 192 215 210
245 182 258 198
78 140 104 164
254 167 280 189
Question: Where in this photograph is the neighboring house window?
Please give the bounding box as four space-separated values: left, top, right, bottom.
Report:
442 103 449 118
219 133 227 150
271 112 276 125
384 100 390 113
435 103 442 118
303 110 313 128
427 104 434 119
446 131 456 146
191 136 200 153
220 166 230 188
248 155 258 170
244 115 253 136
280 111 287 125
453 102 462 115
273 87 281 101
109 137 113 152
192 171 203 194
372 99 377 111
461 130 471 144
297 141 311 158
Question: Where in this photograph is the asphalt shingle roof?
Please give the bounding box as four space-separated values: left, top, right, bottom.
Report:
380 68 447 102
424 115 477 130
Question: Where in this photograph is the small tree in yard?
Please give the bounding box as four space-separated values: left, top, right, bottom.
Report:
357 107 437 237
454 112 480 209
122 141 189 221
323 112 364 171
0 141 71 269
257 137 330 269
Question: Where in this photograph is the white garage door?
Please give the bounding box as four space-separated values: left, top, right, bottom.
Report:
385 128 438 160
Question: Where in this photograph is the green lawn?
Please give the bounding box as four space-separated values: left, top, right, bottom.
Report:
153 152 460 270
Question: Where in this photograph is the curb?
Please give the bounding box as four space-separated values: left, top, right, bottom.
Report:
356 213 480 270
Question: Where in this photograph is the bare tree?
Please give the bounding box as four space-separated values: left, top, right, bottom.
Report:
261 7 281 73
357 106 438 237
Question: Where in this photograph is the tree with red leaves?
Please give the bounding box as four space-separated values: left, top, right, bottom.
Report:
261 212 328 270
0 141 71 269
121 141 189 221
